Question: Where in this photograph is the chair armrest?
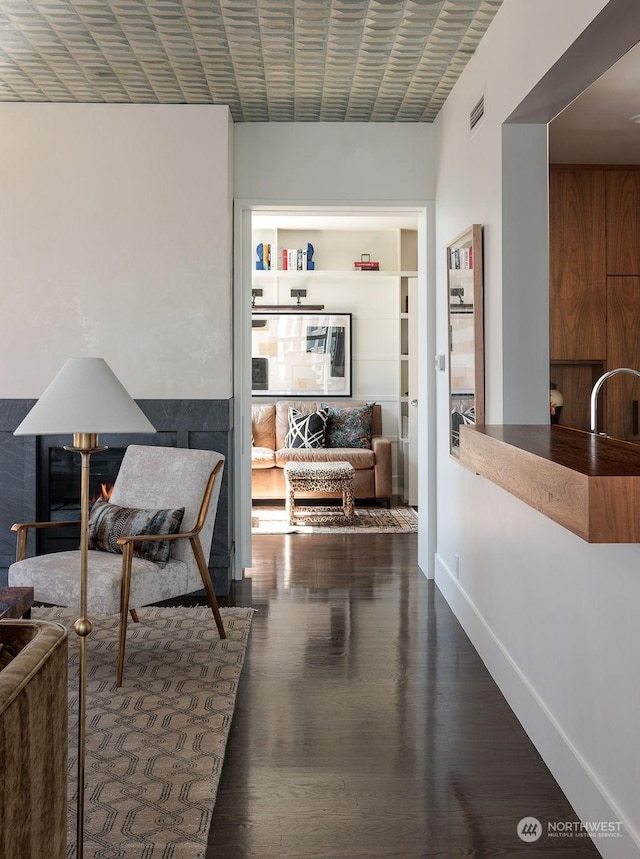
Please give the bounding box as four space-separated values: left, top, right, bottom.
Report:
12 521 81 563
115 528 201 547
371 435 392 500
12 521 81 532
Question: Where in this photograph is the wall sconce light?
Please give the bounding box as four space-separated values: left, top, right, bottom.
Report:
291 289 306 306
251 286 324 312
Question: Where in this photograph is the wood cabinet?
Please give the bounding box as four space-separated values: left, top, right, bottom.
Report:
605 276 640 440
606 171 640 275
549 166 640 437
549 167 606 361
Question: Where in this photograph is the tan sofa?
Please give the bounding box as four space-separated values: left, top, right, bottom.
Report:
252 400 392 505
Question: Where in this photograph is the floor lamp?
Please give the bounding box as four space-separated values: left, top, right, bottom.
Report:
14 357 156 859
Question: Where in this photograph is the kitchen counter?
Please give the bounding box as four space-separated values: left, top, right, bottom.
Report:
459 424 640 542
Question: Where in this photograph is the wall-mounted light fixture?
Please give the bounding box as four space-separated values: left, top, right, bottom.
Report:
251 286 324 312
291 288 306 305
251 288 263 307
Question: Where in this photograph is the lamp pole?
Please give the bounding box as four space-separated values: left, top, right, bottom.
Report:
66 433 106 859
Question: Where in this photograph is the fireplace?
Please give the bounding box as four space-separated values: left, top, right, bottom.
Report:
49 447 124 518
38 445 126 554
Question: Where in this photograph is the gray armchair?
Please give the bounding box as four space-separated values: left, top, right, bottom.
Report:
9 445 225 685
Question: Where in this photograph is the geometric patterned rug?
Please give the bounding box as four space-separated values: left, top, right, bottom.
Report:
32 606 254 859
252 504 418 535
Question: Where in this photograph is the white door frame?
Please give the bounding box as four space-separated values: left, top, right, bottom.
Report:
233 200 436 579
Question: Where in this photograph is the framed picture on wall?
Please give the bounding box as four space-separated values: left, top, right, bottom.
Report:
251 312 352 397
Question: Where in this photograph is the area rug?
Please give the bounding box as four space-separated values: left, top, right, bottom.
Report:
32 605 254 859
251 504 418 534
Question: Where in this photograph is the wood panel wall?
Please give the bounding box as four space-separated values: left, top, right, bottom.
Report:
550 165 640 438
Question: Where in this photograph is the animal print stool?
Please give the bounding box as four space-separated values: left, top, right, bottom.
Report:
284 461 355 526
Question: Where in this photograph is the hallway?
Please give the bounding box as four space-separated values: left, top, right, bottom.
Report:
208 532 600 857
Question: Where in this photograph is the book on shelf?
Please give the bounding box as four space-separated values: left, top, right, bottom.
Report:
449 247 473 270
281 247 312 271
353 261 380 271
256 242 272 270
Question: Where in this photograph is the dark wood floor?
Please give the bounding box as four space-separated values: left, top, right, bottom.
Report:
209 531 600 858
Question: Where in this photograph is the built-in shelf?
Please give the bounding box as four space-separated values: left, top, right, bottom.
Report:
460 424 640 543
253 269 418 278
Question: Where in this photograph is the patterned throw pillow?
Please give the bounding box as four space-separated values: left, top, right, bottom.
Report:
88 499 185 567
323 403 374 449
285 407 328 449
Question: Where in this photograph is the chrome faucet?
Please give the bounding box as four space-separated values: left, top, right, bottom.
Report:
590 367 640 434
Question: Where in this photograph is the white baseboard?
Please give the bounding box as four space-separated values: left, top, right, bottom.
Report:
434 553 640 859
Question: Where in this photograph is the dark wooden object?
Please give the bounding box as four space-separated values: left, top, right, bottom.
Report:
549 165 640 435
460 424 640 542
606 276 640 441
549 166 607 362
606 170 640 275
0 586 34 620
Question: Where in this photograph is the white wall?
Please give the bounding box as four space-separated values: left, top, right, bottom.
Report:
434 1 640 855
234 122 435 203
0 104 233 399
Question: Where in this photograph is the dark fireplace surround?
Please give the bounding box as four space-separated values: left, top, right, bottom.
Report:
0 399 234 596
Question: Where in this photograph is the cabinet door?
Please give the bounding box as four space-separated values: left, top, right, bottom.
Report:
606 276 640 441
606 171 640 275
549 168 606 360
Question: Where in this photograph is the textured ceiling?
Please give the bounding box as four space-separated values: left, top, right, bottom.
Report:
0 0 502 122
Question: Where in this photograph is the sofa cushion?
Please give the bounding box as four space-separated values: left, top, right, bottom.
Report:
252 446 276 469
275 401 318 449
285 407 328 448
275 401 382 449
252 403 276 449
275 447 375 469
322 402 374 449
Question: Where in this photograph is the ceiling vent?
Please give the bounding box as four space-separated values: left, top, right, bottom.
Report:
470 96 485 132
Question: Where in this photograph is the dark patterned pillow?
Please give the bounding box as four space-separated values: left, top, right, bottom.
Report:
88 499 185 567
285 407 328 448
322 403 374 449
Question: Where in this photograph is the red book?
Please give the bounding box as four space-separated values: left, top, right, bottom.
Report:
282 248 288 270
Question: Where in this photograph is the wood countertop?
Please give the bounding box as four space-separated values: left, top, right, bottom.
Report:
459 424 640 542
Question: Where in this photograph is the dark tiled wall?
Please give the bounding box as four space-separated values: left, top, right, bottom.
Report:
0 399 234 595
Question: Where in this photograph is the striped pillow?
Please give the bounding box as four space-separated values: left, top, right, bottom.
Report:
285 407 328 449
88 499 185 567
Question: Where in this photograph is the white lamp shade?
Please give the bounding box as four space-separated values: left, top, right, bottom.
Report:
14 357 156 436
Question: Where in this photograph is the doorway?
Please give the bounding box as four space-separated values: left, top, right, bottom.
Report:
233 203 434 576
